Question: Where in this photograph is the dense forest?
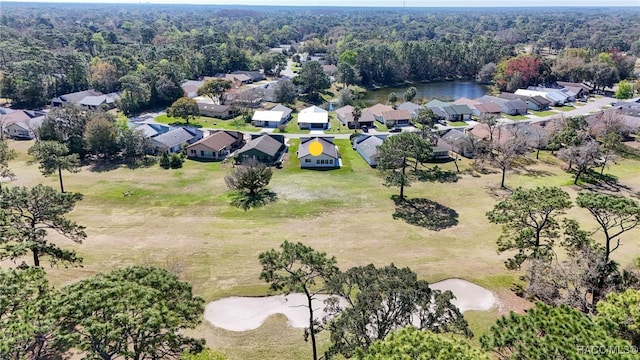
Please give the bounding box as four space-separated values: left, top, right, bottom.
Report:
1 4 639 109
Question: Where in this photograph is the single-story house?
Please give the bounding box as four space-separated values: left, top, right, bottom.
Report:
236 134 287 165
2 110 45 140
557 81 593 98
397 102 422 117
225 87 264 108
453 97 482 108
424 99 451 120
366 103 394 122
150 127 201 154
429 146 451 161
51 89 119 109
212 73 252 86
186 130 243 160
181 80 204 98
515 89 562 106
528 87 572 104
473 102 503 117
298 137 340 169
437 129 474 158
444 104 473 121
500 92 550 111
231 70 265 83
335 105 376 129
197 102 238 119
51 89 102 107
478 96 528 115
135 123 171 138
251 104 293 127
381 109 412 127
353 134 386 167
298 106 330 130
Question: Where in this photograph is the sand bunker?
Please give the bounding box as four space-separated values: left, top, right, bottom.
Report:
204 279 497 332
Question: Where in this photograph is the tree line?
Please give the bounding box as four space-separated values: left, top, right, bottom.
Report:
2 4 639 108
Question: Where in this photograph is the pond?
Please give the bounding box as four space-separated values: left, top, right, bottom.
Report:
361 80 490 106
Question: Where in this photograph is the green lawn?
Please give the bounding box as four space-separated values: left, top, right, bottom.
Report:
272 114 310 134
554 105 575 112
155 114 262 132
447 121 468 127
530 110 557 117
6 138 640 360
503 114 529 121
325 114 352 134
374 121 390 132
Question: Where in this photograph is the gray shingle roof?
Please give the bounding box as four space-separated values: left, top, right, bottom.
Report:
152 128 195 149
238 134 285 157
298 137 338 158
354 135 384 160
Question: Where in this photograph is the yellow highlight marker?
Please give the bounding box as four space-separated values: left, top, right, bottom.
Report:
308 140 324 156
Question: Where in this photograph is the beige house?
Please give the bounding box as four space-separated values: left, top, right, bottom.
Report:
186 131 243 160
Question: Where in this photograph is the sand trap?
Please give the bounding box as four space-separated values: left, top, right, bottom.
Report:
204 279 497 332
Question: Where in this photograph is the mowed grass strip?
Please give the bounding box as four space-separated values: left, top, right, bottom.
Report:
5 138 640 359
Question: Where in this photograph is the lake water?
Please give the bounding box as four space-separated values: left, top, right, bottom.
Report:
361 80 489 105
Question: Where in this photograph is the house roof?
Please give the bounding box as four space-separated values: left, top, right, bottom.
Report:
382 109 411 121
450 104 473 115
336 106 375 124
0 110 31 124
187 131 241 152
453 97 481 107
238 134 285 157
425 99 450 108
5 116 44 131
354 135 385 160
135 124 162 138
397 102 421 112
152 128 195 149
253 110 284 122
181 80 204 95
499 93 529 102
231 70 264 81
298 137 338 158
197 102 231 113
270 104 293 118
557 81 593 92
474 102 502 114
301 105 328 114
52 89 103 104
366 103 393 117
299 106 329 124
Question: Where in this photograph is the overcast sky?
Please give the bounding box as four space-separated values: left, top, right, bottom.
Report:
6 0 640 6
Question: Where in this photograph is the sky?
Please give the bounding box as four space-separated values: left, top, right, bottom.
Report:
5 0 640 6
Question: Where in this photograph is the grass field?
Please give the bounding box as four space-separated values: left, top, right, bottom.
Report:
5 139 640 359
503 114 529 121
530 110 557 117
156 114 262 132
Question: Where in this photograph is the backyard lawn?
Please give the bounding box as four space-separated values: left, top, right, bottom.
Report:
530 110 557 117
5 138 640 359
503 114 529 121
155 114 262 132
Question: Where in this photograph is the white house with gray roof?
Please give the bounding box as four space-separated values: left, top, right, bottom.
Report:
150 127 201 154
353 134 387 167
298 137 340 169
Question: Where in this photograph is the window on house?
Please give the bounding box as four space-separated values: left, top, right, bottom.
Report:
305 159 311 163
190 150 196 154
329 159 333 164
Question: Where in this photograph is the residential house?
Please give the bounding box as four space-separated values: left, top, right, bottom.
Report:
353 134 387 167
134 123 171 138
212 73 252 86
478 96 527 115
51 89 119 109
437 129 474 158
236 134 287 165
298 106 330 130
445 105 474 121
197 101 238 119
225 87 263 108
298 137 340 169
366 103 394 122
150 127 201 154
335 105 375 129
429 146 451 161
527 87 572 104
397 102 422 117
250 104 293 128
473 102 503 118
51 89 102 107
381 109 412 127
181 80 204 98
186 131 243 160
453 97 482 108
557 81 593 98
500 92 550 111
231 70 265 83
1 110 45 140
